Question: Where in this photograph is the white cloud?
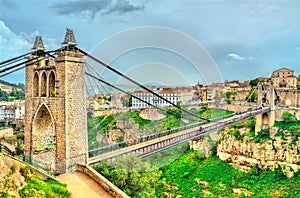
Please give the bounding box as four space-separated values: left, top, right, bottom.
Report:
226 53 254 61
0 20 31 61
227 53 245 60
0 20 61 83
0 20 62 62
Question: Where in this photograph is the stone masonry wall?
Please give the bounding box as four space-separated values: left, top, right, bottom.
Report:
56 51 87 172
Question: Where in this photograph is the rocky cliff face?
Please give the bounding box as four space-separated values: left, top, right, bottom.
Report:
0 154 30 197
217 127 300 177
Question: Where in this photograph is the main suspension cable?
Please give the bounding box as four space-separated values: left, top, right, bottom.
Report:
0 51 32 66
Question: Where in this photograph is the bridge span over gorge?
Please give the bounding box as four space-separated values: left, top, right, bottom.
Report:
88 107 271 164
0 28 279 197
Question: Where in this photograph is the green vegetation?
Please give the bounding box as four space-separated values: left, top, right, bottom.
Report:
0 80 25 101
282 111 296 122
274 118 300 145
88 114 116 149
87 108 233 150
19 177 70 198
225 91 237 104
98 95 111 101
0 165 70 198
91 112 300 197
246 88 258 102
249 78 260 87
275 120 300 131
224 118 256 140
0 88 24 101
94 149 300 197
156 150 300 197
199 108 232 120
251 128 272 143
93 155 162 198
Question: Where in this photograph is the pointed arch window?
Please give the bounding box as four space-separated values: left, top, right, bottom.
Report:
49 71 56 97
41 72 47 97
33 72 39 97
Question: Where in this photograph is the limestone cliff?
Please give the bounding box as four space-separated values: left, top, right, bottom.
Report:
0 154 30 197
217 127 300 177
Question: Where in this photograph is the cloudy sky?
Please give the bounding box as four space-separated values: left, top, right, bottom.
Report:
1 0 300 86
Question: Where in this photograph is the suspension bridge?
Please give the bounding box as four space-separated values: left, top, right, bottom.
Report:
0 29 279 198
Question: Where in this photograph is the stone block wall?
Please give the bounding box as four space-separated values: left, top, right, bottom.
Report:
56 50 87 173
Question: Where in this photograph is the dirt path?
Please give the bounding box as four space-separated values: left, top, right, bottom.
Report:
57 171 113 198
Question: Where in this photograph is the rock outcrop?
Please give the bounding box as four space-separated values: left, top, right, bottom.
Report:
0 154 30 197
217 127 300 177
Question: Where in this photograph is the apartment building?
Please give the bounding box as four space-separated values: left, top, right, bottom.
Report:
0 100 25 122
131 88 194 108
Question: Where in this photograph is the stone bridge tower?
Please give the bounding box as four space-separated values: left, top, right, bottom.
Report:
255 81 275 133
24 29 88 174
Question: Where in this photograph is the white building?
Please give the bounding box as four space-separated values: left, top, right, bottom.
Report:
0 100 25 122
131 88 194 109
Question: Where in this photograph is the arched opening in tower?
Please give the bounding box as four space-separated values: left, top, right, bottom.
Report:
32 104 56 170
262 113 269 126
41 72 47 97
49 71 56 97
33 72 39 97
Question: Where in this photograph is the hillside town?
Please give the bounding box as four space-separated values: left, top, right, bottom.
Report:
89 67 300 117
1 67 299 124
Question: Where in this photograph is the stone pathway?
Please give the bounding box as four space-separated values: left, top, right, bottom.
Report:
57 171 112 198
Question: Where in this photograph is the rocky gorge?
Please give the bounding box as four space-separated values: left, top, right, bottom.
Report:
217 125 300 177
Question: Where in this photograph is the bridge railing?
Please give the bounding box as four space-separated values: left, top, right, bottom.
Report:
88 113 236 157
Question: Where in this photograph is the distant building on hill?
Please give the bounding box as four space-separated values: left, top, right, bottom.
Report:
0 84 13 93
131 87 194 108
271 68 297 89
0 100 25 122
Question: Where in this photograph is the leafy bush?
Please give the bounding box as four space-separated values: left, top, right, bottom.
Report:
16 132 24 140
251 128 272 143
228 129 243 140
93 155 162 198
282 111 296 122
246 118 255 131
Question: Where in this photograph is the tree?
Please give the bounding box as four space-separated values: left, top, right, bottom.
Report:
246 88 258 102
282 111 296 122
93 155 162 198
249 78 260 87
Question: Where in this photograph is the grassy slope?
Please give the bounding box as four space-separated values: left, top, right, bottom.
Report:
156 150 300 198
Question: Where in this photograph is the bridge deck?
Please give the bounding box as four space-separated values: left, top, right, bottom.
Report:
57 171 112 198
88 107 270 164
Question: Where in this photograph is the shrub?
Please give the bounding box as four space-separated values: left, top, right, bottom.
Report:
17 132 24 140
282 111 296 122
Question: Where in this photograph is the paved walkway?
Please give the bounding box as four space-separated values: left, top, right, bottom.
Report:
57 171 112 198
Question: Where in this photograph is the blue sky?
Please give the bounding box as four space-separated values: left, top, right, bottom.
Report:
1 0 300 86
